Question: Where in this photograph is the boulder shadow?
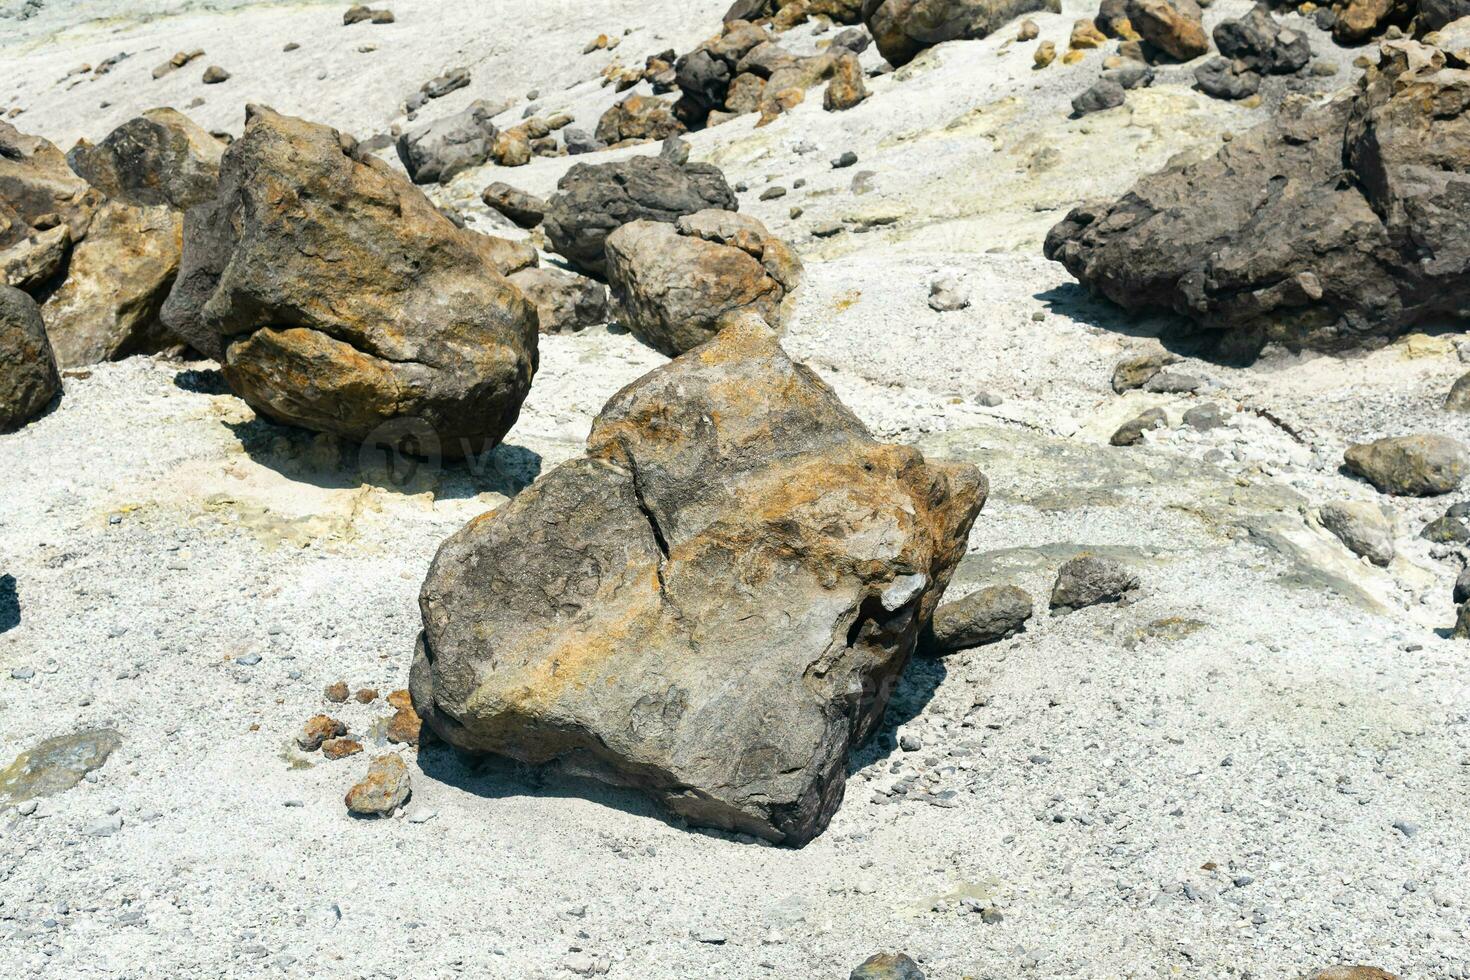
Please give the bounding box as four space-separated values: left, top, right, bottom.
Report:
1034 283 1255 365
0 575 19 634
846 653 949 776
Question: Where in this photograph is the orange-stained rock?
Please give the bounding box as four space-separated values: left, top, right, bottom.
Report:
385 706 421 745
297 715 346 751
353 688 379 704
344 754 410 816
386 689 413 711
321 737 363 760
324 682 350 703
410 318 986 845
1125 0 1208 60
823 52 868 111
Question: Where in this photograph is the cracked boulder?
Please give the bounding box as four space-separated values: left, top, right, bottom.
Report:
160 106 538 455
605 209 802 356
1045 39 1470 357
66 108 225 211
0 285 61 431
543 147 737 278
410 317 985 846
862 0 1062 68
1 121 104 298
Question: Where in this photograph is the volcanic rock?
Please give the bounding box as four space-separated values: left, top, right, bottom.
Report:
0 285 61 431
863 0 1062 67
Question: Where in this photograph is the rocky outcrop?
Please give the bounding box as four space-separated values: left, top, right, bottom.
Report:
543 147 738 278
66 108 224 211
862 0 1062 67
595 95 686 146
507 267 608 333
605 210 802 356
411 317 985 846
161 106 539 456
0 285 61 431
395 100 508 185
1045 40 1470 357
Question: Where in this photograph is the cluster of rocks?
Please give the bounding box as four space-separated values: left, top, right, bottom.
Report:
1046 34 1470 358
343 4 394 25
1283 0 1470 43
395 99 576 183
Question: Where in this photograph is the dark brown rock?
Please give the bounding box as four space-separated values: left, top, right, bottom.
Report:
0 285 61 431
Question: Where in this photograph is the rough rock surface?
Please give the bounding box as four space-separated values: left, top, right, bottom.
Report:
1110 407 1166 446
41 201 183 367
862 0 1063 67
605 210 802 355
0 285 61 431
1319 500 1395 566
344 754 411 816
1050 555 1140 611
65 108 224 210
481 181 547 228
1214 3 1310 74
161 106 538 455
543 150 738 278
1125 0 1209 60
1344 434 1470 496
925 583 1033 651
0 120 102 258
508 266 608 333
1046 39 1470 356
395 100 506 185
850 952 927 979
595 95 687 145
411 318 985 846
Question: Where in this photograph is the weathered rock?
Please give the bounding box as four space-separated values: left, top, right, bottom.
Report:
161 106 539 455
1319 500 1395 566
824 52 869 109
1103 63 1156 88
1110 407 1166 446
1421 504 1470 543
1071 17 1109 47
490 128 532 167
0 121 102 262
595 95 686 145
1194 56 1262 98
0 729 122 809
0 285 60 431
1457 602 1470 640
1344 434 1469 496
1214 3 1311 74
926 584 1033 651
1310 967 1400 980
345 753 411 816
1034 39 1058 66
395 99 506 185
1113 353 1178 392
1333 0 1398 42
928 276 970 311
543 151 738 278
321 737 363 760
202 65 231 84
481 181 547 228
1072 78 1127 115
0 225 69 293
810 0 868 21
41 201 183 367
508 267 607 333
851 952 926 980
1445 372 1470 411
151 48 204 79
1050 554 1139 611
324 681 350 702
420 67 470 101
386 704 422 745
833 26 875 51
862 0 1063 67
297 714 347 751
1125 0 1208 60
1182 401 1227 430
66 108 224 211
410 318 985 845
1046 41 1470 356
605 211 802 355
1455 564 1470 604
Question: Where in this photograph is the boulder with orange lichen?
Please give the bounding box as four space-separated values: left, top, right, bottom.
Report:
410 318 986 846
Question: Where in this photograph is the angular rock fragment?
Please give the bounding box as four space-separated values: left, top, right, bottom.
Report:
0 121 102 269
1344 434 1469 496
0 285 61 431
411 318 985 845
1194 56 1262 99
1319 500 1395 566
605 211 802 355
345 753 411 816
863 0 1062 67
66 108 224 210
161 107 538 455
543 149 737 278
0 729 122 808
1214 3 1310 75
395 99 507 185
1072 78 1127 115
508 267 608 333
1445 372 1470 411
851 952 926 979
297 715 347 751
1455 565 1470 604
1110 407 1166 446
202 65 231 84
481 181 547 227
595 95 686 145
1125 0 1208 60
1050 555 1139 611
824 52 869 110
1 225 69 293
1046 40 1470 357
925 584 1033 651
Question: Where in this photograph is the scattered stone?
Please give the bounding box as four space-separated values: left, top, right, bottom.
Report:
151 48 204 80
1143 370 1203 394
1110 407 1167 446
1072 78 1126 115
387 689 412 710
1034 40 1058 67
85 814 124 837
832 27 873 53
596 95 686 145
864 0 1062 67
1319 501 1395 566
1112 352 1178 392
1102 63 1155 88
395 99 508 185
508 266 608 333
1018 18 1040 39
833 151 858 168
926 584 1034 652
161 106 538 455
1071 18 1108 48
760 186 788 200
490 128 532 167
1194 56 1261 99
606 210 801 356
321 737 363 760
1182 402 1227 430
201 65 231 84
1445 372 1470 412
0 285 61 431
345 754 411 816
410 317 984 845
928 276 970 312
420 67 470 100
1050 555 1140 611
0 729 121 809
1214 3 1310 74
1125 0 1208 61
385 705 421 745
1344 435 1470 497
324 682 350 703
1455 566 1470 604
297 715 347 751
481 181 548 228
543 149 737 278
850 952 926 979
1420 504 1470 544
824 52 869 110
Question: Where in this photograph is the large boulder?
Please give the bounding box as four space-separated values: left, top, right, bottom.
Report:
161 106 539 455
605 210 802 355
1344 434 1469 496
41 201 184 366
507 266 608 333
861 0 1061 67
411 317 985 845
1045 40 1470 357
0 285 61 431
395 99 508 185
1125 0 1208 61
542 149 738 278
1214 3 1311 74
0 121 102 257
66 108 224 211
1 225 70 293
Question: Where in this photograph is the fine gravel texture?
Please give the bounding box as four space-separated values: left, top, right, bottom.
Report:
2 1 1470 978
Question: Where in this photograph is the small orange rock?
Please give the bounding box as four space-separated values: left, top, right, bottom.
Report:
324 681 349 703
354 688 379 704
386 706 422 746
297 714 346 751
322 737 364 760
387 689 412 711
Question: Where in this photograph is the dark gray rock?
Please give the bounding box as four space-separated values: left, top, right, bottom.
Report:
1110 407 1167 446
833 27 874 53
1454 565 1470 604
543 151 737 278
926 584 1033 651
1182 401 1227 430
481 181 548 228
562 127 606 155
1194 57 1262 99
0 285 60 431
1050 555 1139 611
395 100 508 185
862 0 1062 67
1420 505 1470 544
507 266 607 333
1072 78 1127 115
1214 3 1311 74
1445 372 1470 412
421 67 470 100
1102 63 1155 89
66 108 224 210
410 318 985 846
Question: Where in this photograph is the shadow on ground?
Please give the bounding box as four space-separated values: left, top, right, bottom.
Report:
0 575 18 634
1034 283 1254 365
